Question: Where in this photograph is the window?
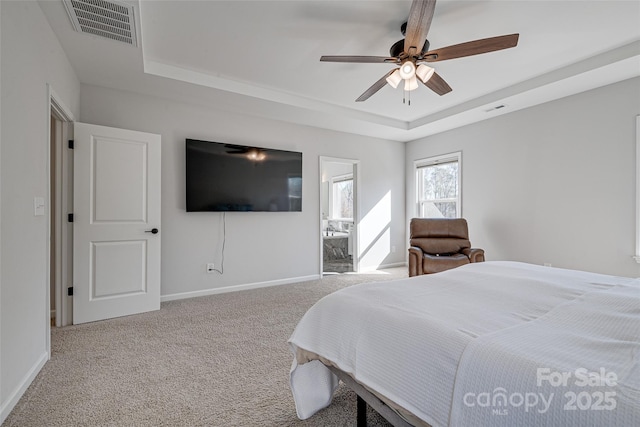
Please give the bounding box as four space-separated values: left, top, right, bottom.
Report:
633 116 640 264
331 174 353 219
415 152 461 218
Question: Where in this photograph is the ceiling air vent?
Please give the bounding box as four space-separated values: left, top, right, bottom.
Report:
485 104 507 113
63 0 138 47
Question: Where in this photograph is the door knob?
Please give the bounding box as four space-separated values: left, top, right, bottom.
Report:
145 228 159 234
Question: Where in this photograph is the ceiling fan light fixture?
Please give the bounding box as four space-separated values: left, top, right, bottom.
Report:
404 75 419 91
399 61 416 80
416 64 435 83
386 69 402 89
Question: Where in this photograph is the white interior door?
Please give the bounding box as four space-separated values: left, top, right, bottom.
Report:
73 123 161 324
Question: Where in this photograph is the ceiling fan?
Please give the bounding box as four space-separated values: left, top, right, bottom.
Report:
320 0 519 102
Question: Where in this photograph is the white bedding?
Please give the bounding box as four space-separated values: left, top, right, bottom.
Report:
288 261 640 427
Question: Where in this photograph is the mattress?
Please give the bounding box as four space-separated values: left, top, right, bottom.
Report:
288 261 640 426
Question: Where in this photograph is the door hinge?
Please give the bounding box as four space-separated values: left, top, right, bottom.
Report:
68 140 74 149
67 287 74 296
68 213 74 223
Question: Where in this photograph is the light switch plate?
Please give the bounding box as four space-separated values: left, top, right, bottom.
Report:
34 197 45 216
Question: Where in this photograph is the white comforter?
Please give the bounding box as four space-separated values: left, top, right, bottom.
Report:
288 261 640 427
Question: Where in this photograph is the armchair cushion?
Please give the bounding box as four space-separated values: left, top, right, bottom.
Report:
422 253 469 274
411 237 471 255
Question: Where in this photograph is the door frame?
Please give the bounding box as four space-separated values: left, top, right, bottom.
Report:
319 156 361 275
48 85 75 343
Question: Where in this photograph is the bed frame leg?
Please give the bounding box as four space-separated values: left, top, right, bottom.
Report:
357 395 367 427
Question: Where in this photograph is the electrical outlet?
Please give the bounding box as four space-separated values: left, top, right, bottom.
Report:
391 246 396 253
544 263 552 267
206 263 215 273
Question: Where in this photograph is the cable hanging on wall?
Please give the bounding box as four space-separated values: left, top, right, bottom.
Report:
211 212 226 274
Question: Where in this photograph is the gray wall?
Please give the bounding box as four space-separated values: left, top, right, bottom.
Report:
0 1 80 420
407 77 640 278
79 85 407 298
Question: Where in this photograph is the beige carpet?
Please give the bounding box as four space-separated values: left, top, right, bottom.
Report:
3 268 408 427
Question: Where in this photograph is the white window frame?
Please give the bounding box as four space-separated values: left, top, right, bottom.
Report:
330 173 354 221
635 116 640 263
414 151 462 218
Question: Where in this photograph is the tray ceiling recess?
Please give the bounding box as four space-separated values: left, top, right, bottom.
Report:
63 0 138 47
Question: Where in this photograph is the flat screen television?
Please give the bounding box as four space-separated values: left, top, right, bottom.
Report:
186 139 302 212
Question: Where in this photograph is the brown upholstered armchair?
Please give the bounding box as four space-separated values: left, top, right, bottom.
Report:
408 218 485 277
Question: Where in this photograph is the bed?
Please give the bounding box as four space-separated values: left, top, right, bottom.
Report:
288 261 640 427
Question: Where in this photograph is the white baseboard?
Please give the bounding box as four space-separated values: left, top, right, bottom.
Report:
161 274 321 302
359 261 407 272
0 351 48 424
380 261 408 269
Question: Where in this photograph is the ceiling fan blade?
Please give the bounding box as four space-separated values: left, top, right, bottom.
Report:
422 71 452 96
404 0 437 56
320 55 398 64
356 69 396 102
423 33 519 62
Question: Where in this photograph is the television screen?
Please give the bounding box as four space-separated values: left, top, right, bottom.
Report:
186 139 302 212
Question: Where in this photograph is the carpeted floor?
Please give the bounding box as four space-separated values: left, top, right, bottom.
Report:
3 268 408 427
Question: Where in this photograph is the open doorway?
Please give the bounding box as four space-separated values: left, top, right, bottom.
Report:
319 157 359 275
48 87 74 332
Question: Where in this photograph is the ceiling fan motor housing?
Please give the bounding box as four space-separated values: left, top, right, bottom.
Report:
390 38 430 58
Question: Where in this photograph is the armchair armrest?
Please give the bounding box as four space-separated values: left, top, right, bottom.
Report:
462 248 485 263
408 246 425 277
